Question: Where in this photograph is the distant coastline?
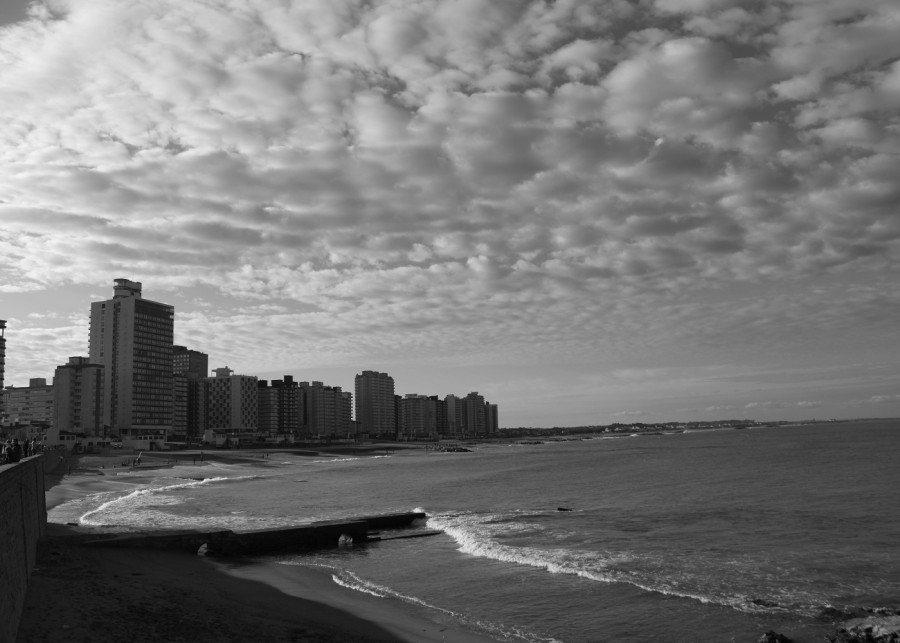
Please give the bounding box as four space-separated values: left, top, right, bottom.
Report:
498 416 899 440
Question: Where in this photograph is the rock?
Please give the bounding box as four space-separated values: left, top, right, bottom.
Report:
830 616 900 643
758 630 792 643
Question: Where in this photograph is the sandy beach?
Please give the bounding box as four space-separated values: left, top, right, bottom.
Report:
17 450 496 643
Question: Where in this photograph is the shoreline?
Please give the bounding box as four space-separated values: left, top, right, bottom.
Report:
20 450 496 643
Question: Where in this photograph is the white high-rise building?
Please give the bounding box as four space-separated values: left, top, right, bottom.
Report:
88 279 174 442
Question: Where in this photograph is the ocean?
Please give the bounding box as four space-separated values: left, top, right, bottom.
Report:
49 420 900 642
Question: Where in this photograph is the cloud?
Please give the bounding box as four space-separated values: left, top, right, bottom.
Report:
653 0 738 14
2 0 898 296
613 410 645 418
704 405 740 413
853 394 900 406
744 401 784 409
602 36 766 144
0 1 899 424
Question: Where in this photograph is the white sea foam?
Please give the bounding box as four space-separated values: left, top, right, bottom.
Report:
428 511 622 580
311 455 390 464
272 557 560 642
328 568 560 642
426 510 799 616
75 475 258 527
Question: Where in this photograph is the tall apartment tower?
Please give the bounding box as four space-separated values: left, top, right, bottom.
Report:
300 381 352 438
202 367 258 434
434 395 448 436
88 279 174 439
173 345 209 377
398 394 438 439
258 376 301 438
0 320 6 418
463 392 487 436
53 357 104 435
172 345 208 442
445 394 462 437
355 370 395 438
486 403 499 434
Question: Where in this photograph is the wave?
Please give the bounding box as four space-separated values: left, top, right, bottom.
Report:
427 510 629 579
298 563 561 643
77 475 259 527
311 455 392 464
426 510 828 617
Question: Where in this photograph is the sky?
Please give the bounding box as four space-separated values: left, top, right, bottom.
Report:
1 0 899 427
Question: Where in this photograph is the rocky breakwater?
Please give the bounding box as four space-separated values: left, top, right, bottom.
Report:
827 616 900 643
817 607 900 643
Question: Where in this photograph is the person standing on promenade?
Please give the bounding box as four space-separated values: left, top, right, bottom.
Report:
9 439 22 463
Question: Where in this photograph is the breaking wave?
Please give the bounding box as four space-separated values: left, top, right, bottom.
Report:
426 510 825 617
326 566 561 642
73 475 258 528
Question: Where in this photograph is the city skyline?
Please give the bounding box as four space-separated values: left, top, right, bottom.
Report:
2 2 899 426
1 317 501 431
3 280 500 437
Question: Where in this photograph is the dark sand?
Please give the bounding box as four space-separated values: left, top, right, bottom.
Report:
17 450 495 643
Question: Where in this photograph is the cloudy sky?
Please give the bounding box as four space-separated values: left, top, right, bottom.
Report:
1 0 899 427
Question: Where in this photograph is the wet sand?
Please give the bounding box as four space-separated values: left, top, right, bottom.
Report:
18 450 495 643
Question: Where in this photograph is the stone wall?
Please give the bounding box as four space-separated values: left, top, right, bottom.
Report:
0 455 47 643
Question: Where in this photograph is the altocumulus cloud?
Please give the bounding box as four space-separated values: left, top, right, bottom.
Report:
1 0 900 424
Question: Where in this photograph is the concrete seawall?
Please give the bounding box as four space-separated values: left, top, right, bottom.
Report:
0 455 48 643
80 511 432 556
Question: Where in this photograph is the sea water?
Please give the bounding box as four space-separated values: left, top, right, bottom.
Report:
49 420 900 642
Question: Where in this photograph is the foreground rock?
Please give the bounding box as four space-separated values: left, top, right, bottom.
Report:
827 616 900 643
758 630 792 643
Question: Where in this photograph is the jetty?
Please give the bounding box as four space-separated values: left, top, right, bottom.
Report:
75 511 439 556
